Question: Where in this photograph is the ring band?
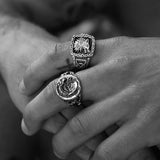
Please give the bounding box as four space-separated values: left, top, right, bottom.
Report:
55 72 82 107
71 33 95 70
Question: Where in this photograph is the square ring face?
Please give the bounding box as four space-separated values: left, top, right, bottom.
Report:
71 33 95 58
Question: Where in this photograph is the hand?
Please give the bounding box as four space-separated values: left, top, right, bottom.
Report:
8 20 155 159
21 36 160 159
0 16 112 160
0 18 59 113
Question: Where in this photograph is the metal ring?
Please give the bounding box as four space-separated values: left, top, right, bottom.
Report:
56 71 82 107
70 33 95 70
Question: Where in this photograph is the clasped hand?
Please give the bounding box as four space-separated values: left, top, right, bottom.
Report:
18 36 160 160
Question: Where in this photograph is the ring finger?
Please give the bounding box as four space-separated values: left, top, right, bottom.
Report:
20 38 115 96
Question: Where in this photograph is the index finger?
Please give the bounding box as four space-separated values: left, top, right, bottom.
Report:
20 42 72 95
19 38 112 96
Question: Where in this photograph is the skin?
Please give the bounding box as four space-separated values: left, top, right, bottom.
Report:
0 1 102 159
0 16 100 159
21 36 160 160
0 0 158 160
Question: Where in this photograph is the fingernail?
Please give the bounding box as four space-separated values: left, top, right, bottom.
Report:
21 119 32 136
54 150 66 160
19 80 26 93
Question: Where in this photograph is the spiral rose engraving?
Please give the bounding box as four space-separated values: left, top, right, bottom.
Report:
56 72 81 101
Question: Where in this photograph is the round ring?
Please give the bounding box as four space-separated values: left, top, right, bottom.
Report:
56 71 82 107
70 33 95 70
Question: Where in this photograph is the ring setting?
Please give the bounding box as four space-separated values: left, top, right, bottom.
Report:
56 72 82 107
71 33 95 69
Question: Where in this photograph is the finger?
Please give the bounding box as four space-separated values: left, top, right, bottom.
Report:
19 39 98 96
59 19 98 41
52 85 136 158
19 42 71 95
42 105 105 159
55 144 93 160
20 65 106 135
21 77 67 136
46 106 106 151
43 107 82 134
22 59 135 136
41 110 94 160
21 70 89 135
60 108 107 155
42 103 83 134
43 113 67 134
63 110 107 155
20 37 118 96
91 121 147 160
43 108 104 160
85 133 106 152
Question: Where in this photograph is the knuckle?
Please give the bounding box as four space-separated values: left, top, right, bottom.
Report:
43 81 56 102
46 43 61 63
96 146 113 160
26 63 34 78
23 65 34 87
115 55 132 68
106 36 128 49
68 116 88 137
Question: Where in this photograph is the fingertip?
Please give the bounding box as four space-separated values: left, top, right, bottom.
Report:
52 136 68 159
53 149 66 160
21 119 33 136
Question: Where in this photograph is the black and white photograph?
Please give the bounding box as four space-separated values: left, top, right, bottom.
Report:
0 0 160 160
